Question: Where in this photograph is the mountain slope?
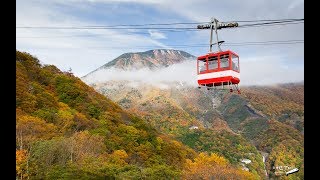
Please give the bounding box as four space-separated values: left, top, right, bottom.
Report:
241 84 304 133
16 50 256 179
91 81 223 134
89 81 304 179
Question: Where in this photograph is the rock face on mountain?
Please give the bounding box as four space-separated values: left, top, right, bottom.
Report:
86 49 195 75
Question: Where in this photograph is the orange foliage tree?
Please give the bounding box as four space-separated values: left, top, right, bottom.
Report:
16 149 28 179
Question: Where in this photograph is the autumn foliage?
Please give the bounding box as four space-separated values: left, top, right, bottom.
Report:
16 51 256 179
16 50 302 179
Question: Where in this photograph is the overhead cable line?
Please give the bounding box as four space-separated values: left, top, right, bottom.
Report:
16 18 304 30
35 40 303 49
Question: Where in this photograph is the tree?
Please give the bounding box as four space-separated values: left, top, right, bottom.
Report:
16 115 58 150
16 149 28 179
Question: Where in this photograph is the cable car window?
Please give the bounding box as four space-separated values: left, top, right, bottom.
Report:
208 57 218 70
220 54 229 69
232 54 239 71
198 59 206 73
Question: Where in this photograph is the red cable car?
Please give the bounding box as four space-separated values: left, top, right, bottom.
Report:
196 18 241 93
197 49 240 93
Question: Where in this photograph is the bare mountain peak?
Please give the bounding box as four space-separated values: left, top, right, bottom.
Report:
99 49 195 71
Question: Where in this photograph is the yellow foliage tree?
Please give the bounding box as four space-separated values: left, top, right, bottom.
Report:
183 152 257 180
109 150 128 165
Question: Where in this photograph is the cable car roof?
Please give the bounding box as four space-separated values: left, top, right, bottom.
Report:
197 50 239 60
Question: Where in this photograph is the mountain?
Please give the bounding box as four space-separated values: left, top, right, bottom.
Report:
84 49 195 77
16 51 257 179
83 49 303 179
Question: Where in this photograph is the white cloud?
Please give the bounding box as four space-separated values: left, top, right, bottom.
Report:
82 60 198 87
240 56 304 85
148 30 167 39
83 54 303 87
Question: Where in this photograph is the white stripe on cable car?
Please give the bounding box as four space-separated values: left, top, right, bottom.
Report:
197 70 240 80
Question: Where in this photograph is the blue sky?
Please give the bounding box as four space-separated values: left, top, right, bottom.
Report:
16 0 304 85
